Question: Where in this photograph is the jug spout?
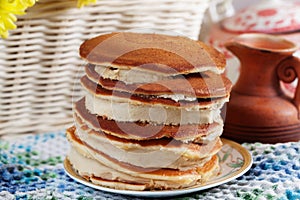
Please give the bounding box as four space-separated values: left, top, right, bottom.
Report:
224 40 243 59
224 33 298 96
225 33 298 55
223 37 244 61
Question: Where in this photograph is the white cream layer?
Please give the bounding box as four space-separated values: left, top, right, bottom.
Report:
157 94 197 102
85 92 225 125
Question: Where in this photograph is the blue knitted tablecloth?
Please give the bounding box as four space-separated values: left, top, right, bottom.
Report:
0 131 300 200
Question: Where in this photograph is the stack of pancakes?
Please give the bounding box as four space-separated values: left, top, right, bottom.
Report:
66 32 232 190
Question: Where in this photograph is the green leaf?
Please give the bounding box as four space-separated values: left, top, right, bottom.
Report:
221 147 233 162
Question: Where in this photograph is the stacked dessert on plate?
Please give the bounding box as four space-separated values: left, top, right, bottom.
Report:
66 32 232 190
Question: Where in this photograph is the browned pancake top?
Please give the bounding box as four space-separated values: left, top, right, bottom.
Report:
85 65 232 99
79 32 226 75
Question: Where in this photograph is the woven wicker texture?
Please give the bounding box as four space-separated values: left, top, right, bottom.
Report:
0 0 210 135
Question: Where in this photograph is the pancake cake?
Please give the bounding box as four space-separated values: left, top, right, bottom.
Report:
66 32 232 190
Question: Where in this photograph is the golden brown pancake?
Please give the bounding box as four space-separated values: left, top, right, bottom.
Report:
74 98 223 142
73 110 222 165
73 118 222 169
66 127 220 190
84 64 232 99
79 32 226 75
81 75 214 108
67 126 218 174
66 32 230 191
67 150 220 190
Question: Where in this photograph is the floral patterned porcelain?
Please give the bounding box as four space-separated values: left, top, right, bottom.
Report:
222 0 300 33
207 0 300 90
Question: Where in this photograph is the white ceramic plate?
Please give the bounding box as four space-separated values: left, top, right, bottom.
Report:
64 138 252 198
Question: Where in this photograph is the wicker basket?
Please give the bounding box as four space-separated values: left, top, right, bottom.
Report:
0 0 210 135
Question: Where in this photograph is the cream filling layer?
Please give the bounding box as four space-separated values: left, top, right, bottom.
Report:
157 94 197 102
85 92 224 125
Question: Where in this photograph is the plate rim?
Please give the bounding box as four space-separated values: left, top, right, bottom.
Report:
64 138 252 197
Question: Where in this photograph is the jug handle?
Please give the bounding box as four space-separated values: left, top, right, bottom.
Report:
277 56 300 119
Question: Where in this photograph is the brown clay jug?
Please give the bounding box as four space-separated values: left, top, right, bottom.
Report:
223 33 300 143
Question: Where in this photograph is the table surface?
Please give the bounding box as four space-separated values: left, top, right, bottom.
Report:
0 131 300 200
